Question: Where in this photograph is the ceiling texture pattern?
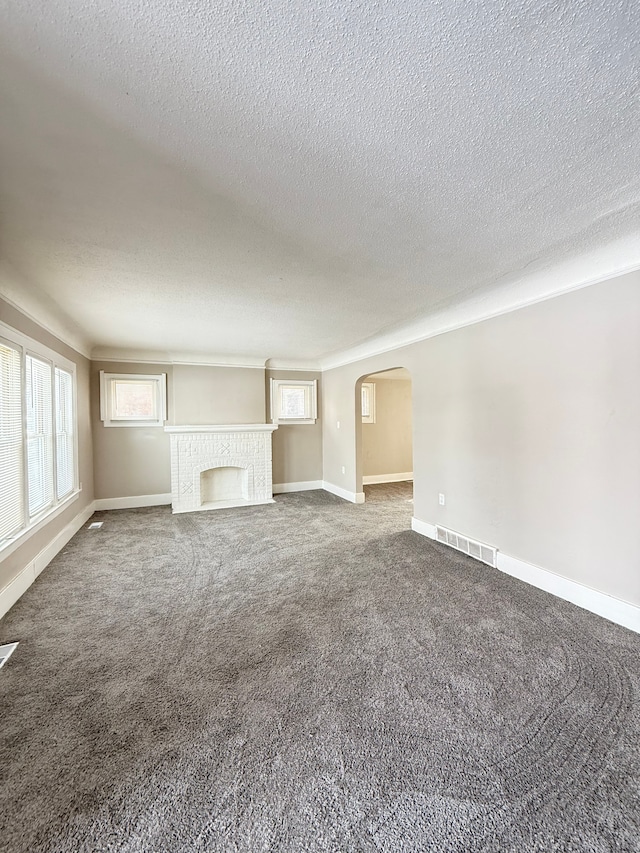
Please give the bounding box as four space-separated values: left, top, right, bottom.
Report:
0 0 638 365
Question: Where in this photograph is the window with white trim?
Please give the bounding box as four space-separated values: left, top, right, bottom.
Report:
270 379 317 424
100 372 167 427
361 382 376 423
0 325 78 552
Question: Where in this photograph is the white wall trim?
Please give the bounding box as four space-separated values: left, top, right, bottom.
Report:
411 517 640 634
320 252 640 371
93 494 172 511
272 481 323 494
0 263 93 359
265 360 322 372
363 472 413 485
411 517 438 539
0 502 96 620
322 481 365 504
496 552 640 635
91 348 267 368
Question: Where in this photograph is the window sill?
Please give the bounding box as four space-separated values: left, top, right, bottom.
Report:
274 419 317 426
0 489 81 562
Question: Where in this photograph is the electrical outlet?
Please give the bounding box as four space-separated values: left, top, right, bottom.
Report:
439 493 445 506
341 466 346 474
336 420 340 429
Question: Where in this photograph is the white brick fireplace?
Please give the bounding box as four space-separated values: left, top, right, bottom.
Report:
164 424 278 514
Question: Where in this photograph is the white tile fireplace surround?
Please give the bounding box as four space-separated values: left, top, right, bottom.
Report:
164 424 278 514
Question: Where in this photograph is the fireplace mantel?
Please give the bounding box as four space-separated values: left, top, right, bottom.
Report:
164 424 278 435
164 424 278 514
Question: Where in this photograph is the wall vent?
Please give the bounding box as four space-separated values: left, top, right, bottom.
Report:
435 526 497 567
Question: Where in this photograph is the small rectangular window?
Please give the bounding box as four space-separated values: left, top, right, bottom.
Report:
270 379 317 424
361 382 376 424
100 372 167 427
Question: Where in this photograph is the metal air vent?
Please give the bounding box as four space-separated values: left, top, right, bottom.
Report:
435 526 498 567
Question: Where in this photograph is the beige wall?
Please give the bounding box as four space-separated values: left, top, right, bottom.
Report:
266 370 323 485
0 298 94 591
91 361 173 499
92 363 268 499
323 270 640 608
362 376 412 477
171 365 265 425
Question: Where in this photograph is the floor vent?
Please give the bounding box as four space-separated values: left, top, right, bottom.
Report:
435 526 497 567
88 522 103 529
0 642 18 670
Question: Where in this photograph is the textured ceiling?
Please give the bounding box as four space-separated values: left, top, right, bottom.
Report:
0 0 639 364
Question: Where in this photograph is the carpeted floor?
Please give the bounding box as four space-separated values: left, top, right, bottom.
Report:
1 486 639 852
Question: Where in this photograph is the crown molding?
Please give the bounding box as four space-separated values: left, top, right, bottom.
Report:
319 240 640 371
91 347 267 368
265 359 322 372
0 266 92 359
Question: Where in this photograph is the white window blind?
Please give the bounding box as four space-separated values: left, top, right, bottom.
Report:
0 342 24 543
55 367 74 499
26 355 54 517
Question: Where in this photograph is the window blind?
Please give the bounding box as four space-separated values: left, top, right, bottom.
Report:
26 355 54 517
0 342 24 542
55 367 74 499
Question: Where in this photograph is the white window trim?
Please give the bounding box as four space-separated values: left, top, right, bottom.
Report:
100 372 167 427
362 382 376 424
0 320 80 558
270 378 317 425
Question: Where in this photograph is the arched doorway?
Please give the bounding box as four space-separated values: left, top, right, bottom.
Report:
355 367 413 509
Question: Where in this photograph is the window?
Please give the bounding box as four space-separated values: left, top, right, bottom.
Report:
0 324 78 553
26 355 54 515
361 382 376 423
270 379 317 424
100 372 167 427
0 341 23 543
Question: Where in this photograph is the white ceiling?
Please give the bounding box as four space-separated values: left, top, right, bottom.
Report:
0 1 639 366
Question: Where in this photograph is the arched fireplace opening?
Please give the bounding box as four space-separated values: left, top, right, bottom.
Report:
200 466 249 507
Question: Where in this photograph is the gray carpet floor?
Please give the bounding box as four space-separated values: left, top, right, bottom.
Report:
1 485 639 852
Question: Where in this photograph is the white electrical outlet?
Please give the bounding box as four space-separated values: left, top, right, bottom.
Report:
336 421 340 429
439 493 446 506
341 466 346 474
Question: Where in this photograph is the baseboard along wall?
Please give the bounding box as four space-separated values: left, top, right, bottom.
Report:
362 472 413 485
272 481 323 494
0 503 96 620
322 481 365 504
93 493 172 511
411 517 640 635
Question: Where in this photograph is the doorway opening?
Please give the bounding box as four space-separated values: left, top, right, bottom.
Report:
355 367 413 508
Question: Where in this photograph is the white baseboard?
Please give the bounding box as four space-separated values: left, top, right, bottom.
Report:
363 472 413 485
411 516 640 634
496 552 640 634
411 517 438 539
93 493 172 510
272 480 323 494
322 481 365 504
0 501 96 620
